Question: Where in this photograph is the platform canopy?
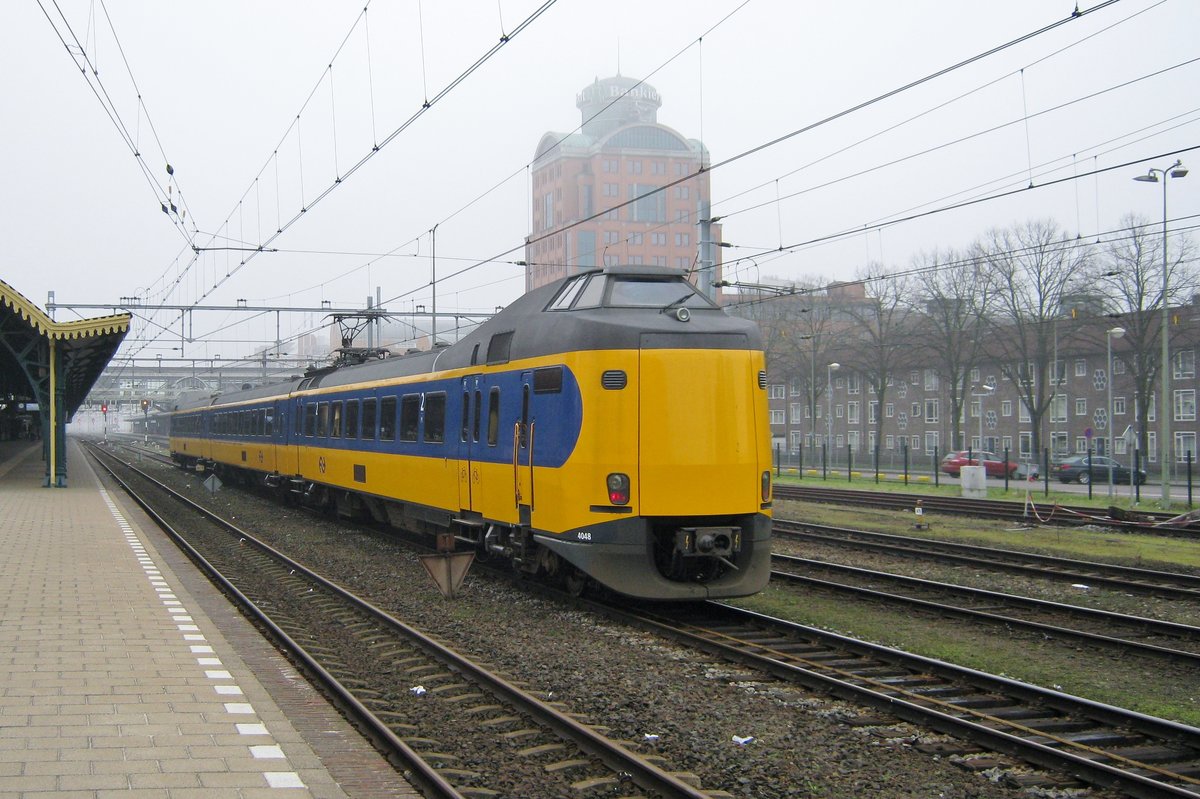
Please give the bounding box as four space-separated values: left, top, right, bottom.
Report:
0 278 130 485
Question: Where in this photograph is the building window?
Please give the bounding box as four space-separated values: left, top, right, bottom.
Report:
769 410 785 425
1174 389 1196 421
676 209 690 223
924 370 938 391
674 232 690 247
1019 432 1032 457
847 402 860 424
1019 400 1031 423
869 402 878 423
603 183 618 197
542 193 554 230
924 431 939 454
651 232 667 246
629 232 643 246
603 230 620 245
628 160 643 174
602 159 618 173
1176 432 1197 461
836 404 844 418
1049 394 1066 422
1074 359 1087 377
1001 400 1013 417
652 161 666 175
790 403 803 423
1114 397 1126 415
847 374 861 395
924 399 939 423
836 434 845 448
1174 349 1195 379
886 434 895 450
911 402 920 417
970 400 981 419
652 256 668 266
1075 436 1089 453
1113 357 1126 375
969 367 980 384
885 403 894 417
1148 431 1157 462
768 385 785 399
674 185 690 199
1075 398 1087 416
848 431 860 451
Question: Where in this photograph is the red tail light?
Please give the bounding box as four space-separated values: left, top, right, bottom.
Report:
607 473 630 505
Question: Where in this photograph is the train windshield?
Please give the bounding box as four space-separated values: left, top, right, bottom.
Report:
550 274 716 310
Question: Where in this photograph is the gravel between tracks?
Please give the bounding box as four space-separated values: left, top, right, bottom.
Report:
131 455 1119 799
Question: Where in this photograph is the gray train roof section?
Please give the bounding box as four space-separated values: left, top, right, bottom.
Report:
169 267 762 411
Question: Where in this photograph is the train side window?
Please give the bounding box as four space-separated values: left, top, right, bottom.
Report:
461 391 470 441
265 409 274 437
330 401 343 438
574 275 606 308
487 388 500 447
486 332 513 365
549 275 586 310
399 395 420 442
305 403 318 437
533 366 563 394
362 398 378 440
317 402 330 437
295 403 304 436
344 400 359 440
256 410 265 437
520 385 529 448
473 390 482 442
424 393 446 443
379 396 397 441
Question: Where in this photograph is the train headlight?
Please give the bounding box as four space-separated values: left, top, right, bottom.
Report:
607 473 630 505
761 471 771 502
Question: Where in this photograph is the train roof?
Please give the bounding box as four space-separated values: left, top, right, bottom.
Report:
171 267 758 412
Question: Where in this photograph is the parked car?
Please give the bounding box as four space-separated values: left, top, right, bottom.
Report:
1055 455 1146 485
940 450 1020 478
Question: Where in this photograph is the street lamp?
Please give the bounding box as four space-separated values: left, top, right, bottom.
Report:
1134 159 1188 507
971 382 995 454
826 362 840 457
1106 326 1126 497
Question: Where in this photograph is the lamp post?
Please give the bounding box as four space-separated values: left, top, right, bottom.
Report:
1134 159 1188 506
1106 326 1126 497
971 382 995 454
827 362 840 457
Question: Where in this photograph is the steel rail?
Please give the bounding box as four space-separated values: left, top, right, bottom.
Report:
87 442 713 799
604 601 1200 799
775 519 1200 600
770 554 1200 664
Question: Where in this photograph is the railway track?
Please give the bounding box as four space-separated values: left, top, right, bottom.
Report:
775 519 1200 601
607 601 1200 798
96 438 1200 794
85 442 724 799
769 553 1200 665
775 484 1200 537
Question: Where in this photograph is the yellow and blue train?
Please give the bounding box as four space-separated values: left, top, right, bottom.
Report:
168 266 772 600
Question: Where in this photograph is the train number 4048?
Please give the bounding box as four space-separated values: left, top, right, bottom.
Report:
575 531 592 542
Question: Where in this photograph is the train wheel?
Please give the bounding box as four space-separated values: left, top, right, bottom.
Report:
564 568 589 597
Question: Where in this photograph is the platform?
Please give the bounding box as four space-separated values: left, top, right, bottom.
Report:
0 439 419 797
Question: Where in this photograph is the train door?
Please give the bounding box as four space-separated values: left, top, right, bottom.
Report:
515 372 534 527
459 375 482 512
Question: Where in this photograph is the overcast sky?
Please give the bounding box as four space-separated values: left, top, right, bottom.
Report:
2 0 1196 363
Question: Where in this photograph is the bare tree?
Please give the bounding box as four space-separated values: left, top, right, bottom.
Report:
839 268 914 467
979 220 1091 456
911 248 991 451
1090 213 1199 455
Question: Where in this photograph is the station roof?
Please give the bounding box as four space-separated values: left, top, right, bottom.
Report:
0 278 130 418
